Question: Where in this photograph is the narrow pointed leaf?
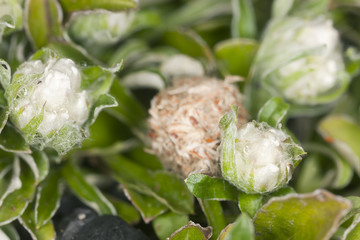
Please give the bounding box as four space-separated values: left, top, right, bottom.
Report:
219 213 255 240
0 159 37 226
254 190 351 240
25 0 64 48
106 194 140 224
185 174 240 201
123 186 167 223
343 216 360 240
168 221 212 240
61 162 116 215
238 193 263 218
104 156 194 215
153 212 189 240
231 0 257 39
35 170 62 229
198 199 226 239
58 0 137 12
257 97 289 128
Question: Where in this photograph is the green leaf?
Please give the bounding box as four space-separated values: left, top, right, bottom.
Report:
185 174 240 201
318 115 360 176
214 38 258 78
257 97 289 128
0 224 20 240
163 30 214 61
25 0 64 48
238 193 263 218
21 103 45 142
106 194 140 224
168 221 212 240
123 186 168 223
219 213 255 240
0 157 21 207
58 0 137 12
108 79 147 129
0 124 31 153
231 0 257 39
61 162 116 215
342 196 360 224
198 199 226 239
0 158 37 225
254 190 351 240
19 201 56 240
85 94 117 126
153 212 189 240
343 216 360 240
104 156 194 215
35 170 62 229
127 146 163 171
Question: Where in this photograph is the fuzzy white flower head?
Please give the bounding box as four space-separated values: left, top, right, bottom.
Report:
219 107 304 193
255 16 349 106
6 53 90 154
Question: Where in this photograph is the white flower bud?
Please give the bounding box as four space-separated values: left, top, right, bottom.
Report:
6 55 90 154
0 0 23 37
254 16 349 106
160 54 204 80
148 77 248 178
219 107 304 193
68 10 135 46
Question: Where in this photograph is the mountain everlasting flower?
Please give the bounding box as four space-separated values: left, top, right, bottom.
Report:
148 77 248 178
219 106 304 193
4 50 92 154
251 16 349 114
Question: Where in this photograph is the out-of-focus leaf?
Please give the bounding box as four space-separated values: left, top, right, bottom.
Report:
47 41 98 65
296 144 353 193
31 151 49 183
0 159 36 225
0 0 23 37
25 0 64 49
254 190 351 240
58 0 137 12
153 212 189 240
318 115 360 176
214 38 258 78
106 194 140 224
168 221 212 240
238 193 262 218
108 39 148 67
165 0 231 28
219 213 255 240
19 201 56 240
257 97 289 128
0 224 19 240
185 173 240 201
343 216 360 240
231 0 257 39
61 162 116 215
163 30 214 62
35 170 62 229
0 157 20 207
108 80 147 129
198 199 226 239
121 70 165 90
104 156 194 215
0 124 31 153
342 196 360 224
127 146 163 171
123 186 167 223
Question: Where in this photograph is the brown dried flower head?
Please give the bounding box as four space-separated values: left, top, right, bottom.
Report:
148 77 248 178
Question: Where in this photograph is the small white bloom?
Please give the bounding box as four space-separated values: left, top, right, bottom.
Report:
254 16 349 106
220 108 304 193
7 56 90 154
